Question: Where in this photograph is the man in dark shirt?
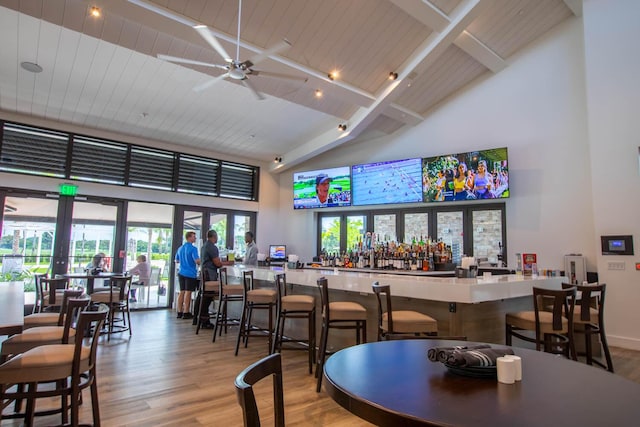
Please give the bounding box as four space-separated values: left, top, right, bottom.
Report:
196 229 224 328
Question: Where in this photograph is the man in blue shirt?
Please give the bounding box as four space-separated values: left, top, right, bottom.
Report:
174 231 200 319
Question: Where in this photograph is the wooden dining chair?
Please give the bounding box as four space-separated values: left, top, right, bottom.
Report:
23 289 84 330
562 282 614 372
0 304 108 427
90 275 133 341
506 286 577 359
372 282 438 340
315 277 367 392
38 277 70 312
235 353 285 427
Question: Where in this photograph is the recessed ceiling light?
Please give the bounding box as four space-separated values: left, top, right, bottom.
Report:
328 71 339 81
89 6 102 18
20 62 43 73
315 89 323 98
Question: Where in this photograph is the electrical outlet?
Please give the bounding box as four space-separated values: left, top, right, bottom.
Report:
608 261 625 271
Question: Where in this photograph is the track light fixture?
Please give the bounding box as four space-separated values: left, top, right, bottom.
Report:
274 156 283 163
328 71 339 81
389 72 398 81
338 124 347 132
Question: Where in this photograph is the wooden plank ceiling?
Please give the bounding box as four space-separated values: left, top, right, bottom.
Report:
0 0 574 170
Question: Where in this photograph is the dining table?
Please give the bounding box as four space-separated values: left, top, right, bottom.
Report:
0 282 25 336
57 272 122 294
323 339 640 427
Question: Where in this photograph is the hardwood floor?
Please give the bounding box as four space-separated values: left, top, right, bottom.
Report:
2 309 640 426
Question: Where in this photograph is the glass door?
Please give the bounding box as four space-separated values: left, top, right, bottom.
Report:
69 201 118 273
233 214 251 260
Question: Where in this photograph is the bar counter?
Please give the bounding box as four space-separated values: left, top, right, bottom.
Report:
227 265 563 345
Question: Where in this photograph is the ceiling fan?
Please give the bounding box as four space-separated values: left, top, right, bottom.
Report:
157 0 306 100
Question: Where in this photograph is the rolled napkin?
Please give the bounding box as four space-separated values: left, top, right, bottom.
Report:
446 347 515 367
427 344 492 363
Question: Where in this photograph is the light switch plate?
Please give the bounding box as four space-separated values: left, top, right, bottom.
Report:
608 261 625 271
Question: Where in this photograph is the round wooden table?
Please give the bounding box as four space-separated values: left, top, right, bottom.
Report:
323 339 640 426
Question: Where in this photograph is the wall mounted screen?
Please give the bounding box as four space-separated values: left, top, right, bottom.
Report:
352 158 423 206
293 166 351 209
422 147 509 202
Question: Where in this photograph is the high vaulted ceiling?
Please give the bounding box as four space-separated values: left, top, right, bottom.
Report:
0 0 578 172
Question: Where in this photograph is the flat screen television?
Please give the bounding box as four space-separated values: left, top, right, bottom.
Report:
293 166 351 209
351 157 423 206
422 147 509 202
269 245 287 262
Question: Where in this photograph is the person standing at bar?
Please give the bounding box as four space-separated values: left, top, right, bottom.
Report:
197 230 225 328
175 231 200 319
244 231 258 266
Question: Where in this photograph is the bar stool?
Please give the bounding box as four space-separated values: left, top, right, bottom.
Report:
235 271 277 355
195 269 219 334
315 277 367 392
213 267 243 342
562 282 614 372
90 275 133 341
372 282 438 340
271 273 316 373
23 289 84 330
505 286 577 359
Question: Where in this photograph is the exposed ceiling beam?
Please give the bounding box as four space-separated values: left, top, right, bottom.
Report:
271 0 489 172
454 30 506 73
389 0 450 32
562 0 583 17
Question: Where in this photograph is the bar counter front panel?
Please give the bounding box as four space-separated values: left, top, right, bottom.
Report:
227 266 563 348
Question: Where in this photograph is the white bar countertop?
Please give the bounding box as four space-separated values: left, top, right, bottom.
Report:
227 265 564 304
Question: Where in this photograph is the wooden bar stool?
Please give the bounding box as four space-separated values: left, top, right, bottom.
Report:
372 282 438 340
90 275 133 341
235 271 277 355
562 282 614 372
506 286 577 359
212 267 243 342
271 273 316 373
315 277 367 392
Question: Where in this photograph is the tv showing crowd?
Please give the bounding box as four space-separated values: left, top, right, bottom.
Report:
422 148 509 203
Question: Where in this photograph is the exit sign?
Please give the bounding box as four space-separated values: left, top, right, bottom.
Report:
58 183 78 196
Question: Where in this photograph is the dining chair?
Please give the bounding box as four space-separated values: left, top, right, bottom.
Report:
371 282 438 340
235 353 285 427
271 273 316 373
506 286 577 359
562 282 614 372
90 275 133 341
235 271 277 356
38 277 70 312
0 304 108 427
213 267 244 342
30 273 48 314
23 289 84 330
315 277 367 392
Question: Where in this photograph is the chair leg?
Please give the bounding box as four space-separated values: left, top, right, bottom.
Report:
25 383 36 427
196 294 205 335
244 305 254 348
267 305 274 353
316 322 329 392
272 310 283 355
585 326 594 365
212 297 224 342
235 302 248 356
91 373 101 427
505 324 512 346
126 303 133 336
600 328 615 373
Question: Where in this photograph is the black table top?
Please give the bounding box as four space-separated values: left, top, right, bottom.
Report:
323 340 640 427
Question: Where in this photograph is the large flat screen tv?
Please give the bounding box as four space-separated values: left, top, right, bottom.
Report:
422 147 509 202
293 166 351 209
351 157 423 206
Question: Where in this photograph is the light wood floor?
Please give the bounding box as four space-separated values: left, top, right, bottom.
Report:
2 309 640 426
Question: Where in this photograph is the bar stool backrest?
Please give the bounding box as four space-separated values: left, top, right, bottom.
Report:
533 286 576 334
371 282 394 332
316 277 329 319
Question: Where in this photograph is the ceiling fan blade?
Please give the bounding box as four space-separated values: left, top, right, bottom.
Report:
241 79 265 101
244 39 291 68
157 54 227 70
194 25 233 63
193 73 229 92
250 70 309 83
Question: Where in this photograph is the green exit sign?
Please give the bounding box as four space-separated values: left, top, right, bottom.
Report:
59 183 78 196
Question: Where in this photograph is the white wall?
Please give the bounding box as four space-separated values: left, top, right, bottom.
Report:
280 17 596 271
583 0 640 349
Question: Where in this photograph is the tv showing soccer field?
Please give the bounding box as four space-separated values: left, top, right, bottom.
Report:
422 147 509 202
351 158 423 206
293 166 351 209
